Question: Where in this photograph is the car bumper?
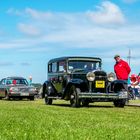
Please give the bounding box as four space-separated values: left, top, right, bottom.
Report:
78 92 128 100
8 92 36 97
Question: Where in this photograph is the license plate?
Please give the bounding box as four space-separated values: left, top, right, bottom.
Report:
21 93 29 96
96 81 105 88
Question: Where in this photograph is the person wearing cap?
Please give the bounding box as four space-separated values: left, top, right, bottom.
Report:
114 54 131 81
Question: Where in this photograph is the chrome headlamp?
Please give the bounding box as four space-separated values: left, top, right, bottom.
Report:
86 72 95 82
107 72 116 82
29 88 36 92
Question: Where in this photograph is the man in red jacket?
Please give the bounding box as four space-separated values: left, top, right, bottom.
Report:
114 54 131 81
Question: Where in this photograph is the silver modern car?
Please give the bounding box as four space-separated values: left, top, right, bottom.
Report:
0 76 38 100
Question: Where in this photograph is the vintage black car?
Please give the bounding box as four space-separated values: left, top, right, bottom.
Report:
0 76 38 100
42 57 128 107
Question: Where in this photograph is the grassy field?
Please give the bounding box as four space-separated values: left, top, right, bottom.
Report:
0 99 140 140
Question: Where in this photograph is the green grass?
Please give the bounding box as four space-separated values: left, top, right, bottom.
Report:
0 99 140 140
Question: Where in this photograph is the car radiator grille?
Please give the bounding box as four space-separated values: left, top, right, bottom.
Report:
19 88 29 92
92 75 107 93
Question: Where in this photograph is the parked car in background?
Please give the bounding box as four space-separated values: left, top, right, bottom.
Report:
0 76 38 100
128 74 140 100
42 56 128 107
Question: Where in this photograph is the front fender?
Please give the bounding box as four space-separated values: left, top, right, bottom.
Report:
42 81 57 98
110 80 128 93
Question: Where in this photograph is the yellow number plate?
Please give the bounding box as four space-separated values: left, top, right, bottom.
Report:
95 81 105 88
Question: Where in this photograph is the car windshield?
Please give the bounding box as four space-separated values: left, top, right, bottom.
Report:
6 78 28 85
68 60 101 71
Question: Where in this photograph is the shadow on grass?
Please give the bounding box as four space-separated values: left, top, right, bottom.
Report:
2 98 35 102
126 104 140 107
51 103 114 108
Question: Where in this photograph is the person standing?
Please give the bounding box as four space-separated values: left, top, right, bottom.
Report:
114 54 131 81
29 76 32 86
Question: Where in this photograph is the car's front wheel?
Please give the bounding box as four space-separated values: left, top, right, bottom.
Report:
5 92 10 100
29 96 34 101
113 99 126 107
70 86 81 107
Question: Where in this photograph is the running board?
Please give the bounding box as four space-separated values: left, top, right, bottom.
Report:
48 96 62 99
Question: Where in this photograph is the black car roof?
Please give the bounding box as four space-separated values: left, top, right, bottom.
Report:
48 56 102 64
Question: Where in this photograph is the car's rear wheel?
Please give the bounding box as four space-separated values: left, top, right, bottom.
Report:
70 86 81 107
82 99 89 107
45 95 52 105
44 87 53 105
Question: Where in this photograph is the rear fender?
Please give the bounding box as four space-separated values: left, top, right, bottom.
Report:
42 81 57 98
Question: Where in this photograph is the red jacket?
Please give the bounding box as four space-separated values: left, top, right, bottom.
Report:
114 59 131 80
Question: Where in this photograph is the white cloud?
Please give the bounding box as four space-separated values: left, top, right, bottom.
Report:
1 24 140 54
25 8 53 20
4 2 140 57
6 8 24 16
18 23 41 36
0 38 42 49
0 62 14 66
15 2 126 38
38 25 140 49
86 1 125 25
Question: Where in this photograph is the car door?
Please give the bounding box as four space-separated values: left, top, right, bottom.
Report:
0 79 6 97
48 61 67 94
51 62 63 93
48 62 59 95
57 61 67 93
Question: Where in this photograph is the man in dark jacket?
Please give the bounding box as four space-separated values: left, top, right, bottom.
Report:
114 54 131 81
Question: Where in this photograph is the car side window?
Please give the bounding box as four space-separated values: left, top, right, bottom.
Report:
6 80 12 85
48 64 52 73
1 79 6 85
58 61 66 72
52 62 57 73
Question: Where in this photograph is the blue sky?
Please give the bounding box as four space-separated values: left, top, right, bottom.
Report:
0 0 140 83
